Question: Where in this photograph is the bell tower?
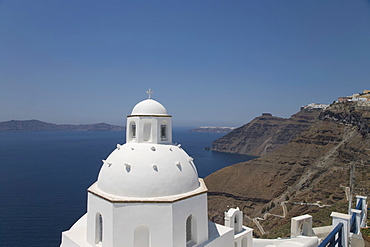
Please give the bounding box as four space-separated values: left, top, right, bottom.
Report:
126 89 172 144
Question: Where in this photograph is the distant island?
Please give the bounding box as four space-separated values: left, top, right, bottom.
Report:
0 120 125 131
190 126 236 133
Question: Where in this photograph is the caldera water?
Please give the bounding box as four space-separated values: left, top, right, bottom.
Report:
0 128 255 247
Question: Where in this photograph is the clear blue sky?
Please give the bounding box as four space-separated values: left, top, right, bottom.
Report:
1 1 370 127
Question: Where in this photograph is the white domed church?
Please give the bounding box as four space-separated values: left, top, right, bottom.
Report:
61 91 252 247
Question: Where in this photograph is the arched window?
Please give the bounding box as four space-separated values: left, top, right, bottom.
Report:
233 211 242 233
132 124 136 139
186 215 197 245
160 124 167 140
95 213 103 244
186 215 192 243
134 225 150 247
129 121 136 140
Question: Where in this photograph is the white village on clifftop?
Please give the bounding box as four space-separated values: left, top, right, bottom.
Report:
338 90 370 103
61 90 368 247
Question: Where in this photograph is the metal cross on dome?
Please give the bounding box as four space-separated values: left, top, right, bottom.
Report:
146 89 153 99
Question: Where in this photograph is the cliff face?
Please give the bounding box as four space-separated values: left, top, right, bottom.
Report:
320 101 370 136
190 126 236 133
212 110 321 156
206 102 370 237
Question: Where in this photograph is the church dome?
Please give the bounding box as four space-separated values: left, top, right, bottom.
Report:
96 143 200 198
131 99 168 116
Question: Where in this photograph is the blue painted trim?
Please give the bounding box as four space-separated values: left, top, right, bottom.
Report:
350 200 363 233
318 222 344 247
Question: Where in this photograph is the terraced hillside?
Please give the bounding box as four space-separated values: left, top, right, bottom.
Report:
206 101 370 237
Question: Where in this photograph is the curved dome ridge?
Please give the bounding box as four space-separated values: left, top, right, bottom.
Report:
131 99 168 116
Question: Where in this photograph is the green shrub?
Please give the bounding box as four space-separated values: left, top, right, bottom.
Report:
361 227 370 236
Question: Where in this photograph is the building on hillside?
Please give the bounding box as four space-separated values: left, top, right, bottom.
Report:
338 97 352 102
338 90 370 102
351 98 368 102
301 103 329 111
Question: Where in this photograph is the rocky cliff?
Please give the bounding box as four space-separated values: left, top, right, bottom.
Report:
212 109 321 156
0 120 125 131
190 126 236 133
206 101 370 238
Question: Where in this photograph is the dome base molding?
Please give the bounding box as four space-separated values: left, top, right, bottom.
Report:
88 179 208 203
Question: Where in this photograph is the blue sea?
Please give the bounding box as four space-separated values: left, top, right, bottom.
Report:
0 128 255 247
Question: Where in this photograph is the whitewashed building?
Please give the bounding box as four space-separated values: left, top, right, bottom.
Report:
61 92 367 247
61 92 252 247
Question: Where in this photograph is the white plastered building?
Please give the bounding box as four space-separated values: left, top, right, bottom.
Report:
61 95 252 247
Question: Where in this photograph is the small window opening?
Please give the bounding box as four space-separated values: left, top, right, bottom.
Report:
95 213 103 244
99 214 103 243
161 125 166 140
186 215 192 243
132 124 136 139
